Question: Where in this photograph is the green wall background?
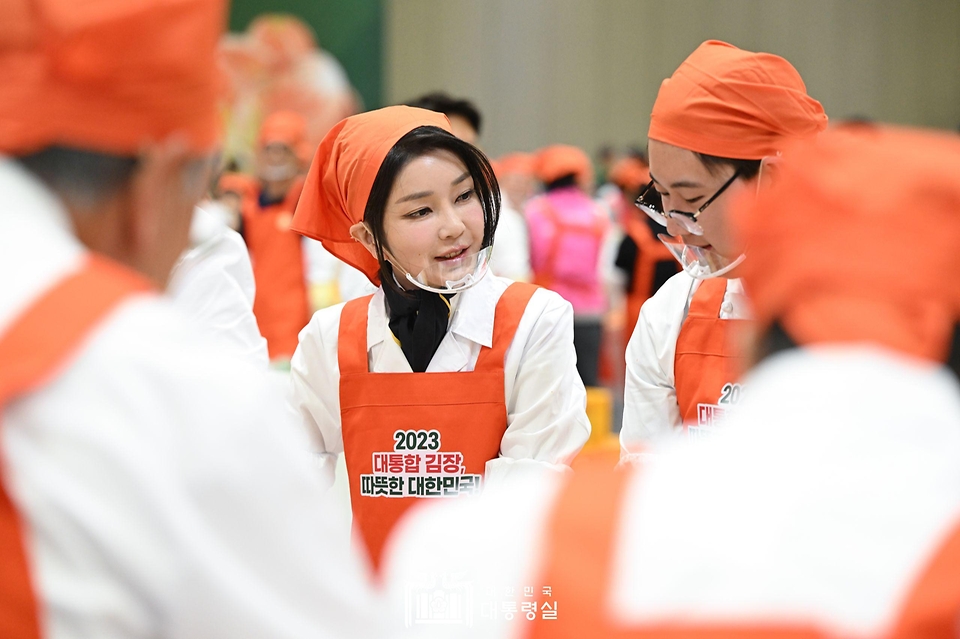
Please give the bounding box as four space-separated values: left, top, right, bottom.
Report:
229 0 383 110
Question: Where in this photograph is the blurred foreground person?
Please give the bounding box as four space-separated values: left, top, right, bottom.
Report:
384 124 960 638
0 2 382 637
622 41 827 450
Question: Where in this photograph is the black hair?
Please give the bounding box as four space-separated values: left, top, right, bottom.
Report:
363 125 500 272
544 174 579 192
695 152 762 180
407 92 482 136
17 146 139 210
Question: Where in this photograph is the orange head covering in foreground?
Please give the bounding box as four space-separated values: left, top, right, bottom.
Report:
292 106 452 285
649 40 828 160
535 145 592 185
733 125 960 362
0 0 225 156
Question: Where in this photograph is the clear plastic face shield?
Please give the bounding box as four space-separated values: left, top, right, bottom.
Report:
371 223 493 294
635 157 773 279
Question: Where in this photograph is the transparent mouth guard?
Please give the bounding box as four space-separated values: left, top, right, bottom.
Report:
658 234 745 280
405 246 494 294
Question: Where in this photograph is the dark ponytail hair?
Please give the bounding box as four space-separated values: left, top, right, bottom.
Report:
363 126 500 270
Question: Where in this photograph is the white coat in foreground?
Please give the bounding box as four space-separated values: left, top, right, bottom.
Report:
383 346 960 638
0 157 384 638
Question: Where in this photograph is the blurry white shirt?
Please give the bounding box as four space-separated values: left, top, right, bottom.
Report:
621 271 749 450
289 272 591 491
167 202 269 368
490 201 531 282
384 346 960 638
0 158 384 639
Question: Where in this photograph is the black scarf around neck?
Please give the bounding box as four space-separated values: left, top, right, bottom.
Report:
381 265 453 372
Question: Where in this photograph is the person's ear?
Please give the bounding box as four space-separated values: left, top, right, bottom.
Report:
349 221 379 259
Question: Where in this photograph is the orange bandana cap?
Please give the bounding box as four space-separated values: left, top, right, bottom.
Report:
496 152 536 177
291 106 452 286
0 0 226 156
649 40 828 160
258 110 311 164
733 124 960 363
608 157 650 192
535 144 592 185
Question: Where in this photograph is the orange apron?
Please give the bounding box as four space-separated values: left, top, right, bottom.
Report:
674 278 745 436
526 457 826 638
338 282 537 570
624 215 677 339
0 257 149 639
242 178 310 360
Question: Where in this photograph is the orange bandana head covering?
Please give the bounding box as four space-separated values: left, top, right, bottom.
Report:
649 40 828 160
535 144 592 185
496 152 536 177
258 110 310 164
0 0 225 156
733 124 960 362
291 105 451 285
608 157 650 192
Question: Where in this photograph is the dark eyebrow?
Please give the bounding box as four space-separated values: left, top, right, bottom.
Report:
452 172 470 185
649 172 703 190
395 190 432 204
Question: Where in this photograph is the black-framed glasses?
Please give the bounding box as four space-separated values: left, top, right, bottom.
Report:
635 169 742 236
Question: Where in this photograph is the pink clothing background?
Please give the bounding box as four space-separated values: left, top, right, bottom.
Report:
525 187 608 315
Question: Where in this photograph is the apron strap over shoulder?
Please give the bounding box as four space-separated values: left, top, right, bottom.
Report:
0 255 150 639
475 282 539 370
337 294 374 374
686 277 726 319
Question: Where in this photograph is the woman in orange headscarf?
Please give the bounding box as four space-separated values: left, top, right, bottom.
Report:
288 106 590 569
621 41 828 455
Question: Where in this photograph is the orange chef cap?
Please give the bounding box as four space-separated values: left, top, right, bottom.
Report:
258 110 311 164
608 157 650 192
217 172 256 199
0 0 226 156
291 106 452 285
535 145 592 185
649 40 828 160
497 152 536 177
733 124 960 362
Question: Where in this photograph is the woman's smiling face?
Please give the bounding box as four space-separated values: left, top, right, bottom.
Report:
375 149 485 288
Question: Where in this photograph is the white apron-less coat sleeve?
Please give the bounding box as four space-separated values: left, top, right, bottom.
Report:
167 204 269 368
289 274 590 490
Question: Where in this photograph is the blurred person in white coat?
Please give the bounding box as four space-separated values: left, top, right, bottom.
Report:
0 1 383 637
382 124 960 639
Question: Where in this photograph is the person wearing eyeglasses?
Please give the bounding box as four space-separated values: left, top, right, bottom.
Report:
621 41 828 455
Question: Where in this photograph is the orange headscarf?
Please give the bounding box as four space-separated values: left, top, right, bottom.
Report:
608 157 650 192
0 0 225 156
497 152 536 177
535 145 592 185
649 40 828 160
292 106 451 285
258 110 311 164
733 124 960 362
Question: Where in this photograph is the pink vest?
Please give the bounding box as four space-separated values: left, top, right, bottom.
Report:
525 188 608 315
